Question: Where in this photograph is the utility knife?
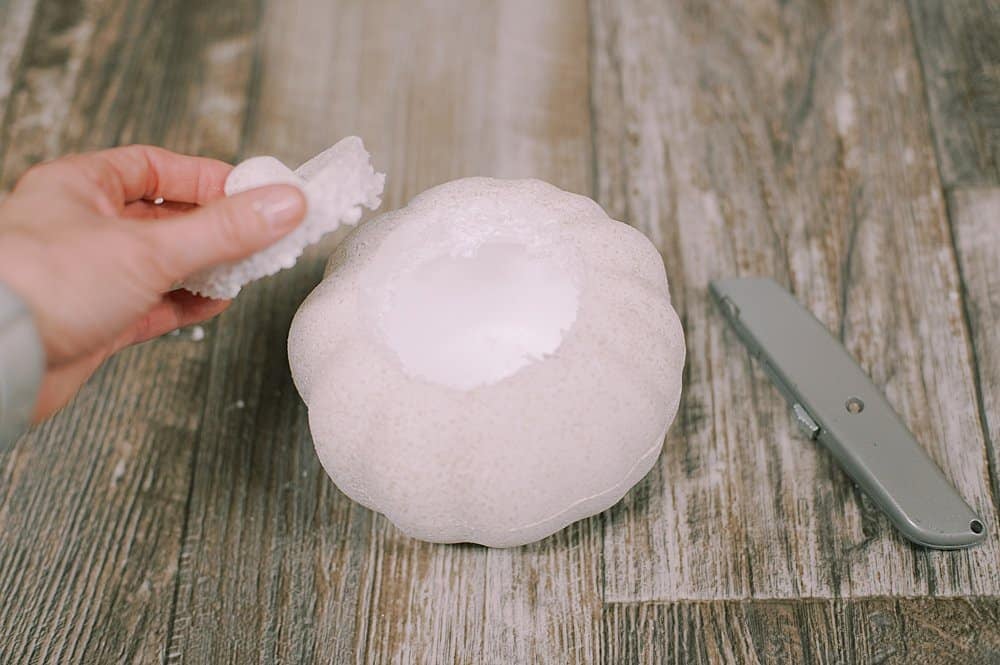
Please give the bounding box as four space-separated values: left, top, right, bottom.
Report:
710 277 986 549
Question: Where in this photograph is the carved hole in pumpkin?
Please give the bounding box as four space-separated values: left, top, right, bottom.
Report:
381 241 579 390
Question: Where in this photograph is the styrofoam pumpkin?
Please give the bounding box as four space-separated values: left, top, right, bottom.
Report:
289 177 685 547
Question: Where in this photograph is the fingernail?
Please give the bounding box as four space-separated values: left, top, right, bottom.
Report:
252 186 306 231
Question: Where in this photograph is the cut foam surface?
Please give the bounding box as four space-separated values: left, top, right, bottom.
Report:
181 137 384 299
380 240 579 390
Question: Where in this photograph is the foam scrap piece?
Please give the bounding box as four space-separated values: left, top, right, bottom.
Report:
181 137 385 299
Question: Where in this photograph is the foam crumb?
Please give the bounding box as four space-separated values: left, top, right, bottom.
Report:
190 325 205 341
180 137 385 299
111 459 126 485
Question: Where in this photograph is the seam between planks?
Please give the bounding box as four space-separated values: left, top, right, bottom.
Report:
585 5 612 663
602 594 1000 607
943 188 1000 513
161 346 216 664
161 3 270 657
585 0 601 209
235 0 266 161
358 515 381 665
0 0 44 182
904 0 1000 515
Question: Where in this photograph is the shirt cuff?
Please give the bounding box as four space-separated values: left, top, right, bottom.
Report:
0 281 44 450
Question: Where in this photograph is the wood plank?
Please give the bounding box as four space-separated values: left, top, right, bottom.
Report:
167 1 599 663
0 0 98 189
0 0 262 662
163 2 378 659
3 0 994 659
0 0 40 155
908 0 1000 187
0 0 156 186
0 343 208 665
603 598 1000 664
949 187 1000 514
590 0 1000 601
482 523 603 664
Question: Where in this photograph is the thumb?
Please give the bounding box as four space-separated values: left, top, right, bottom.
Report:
147 184 306 281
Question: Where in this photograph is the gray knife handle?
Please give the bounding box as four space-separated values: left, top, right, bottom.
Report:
710 277 985 549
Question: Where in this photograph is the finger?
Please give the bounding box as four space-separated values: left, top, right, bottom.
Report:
122 199 197 220
119 291 230 347
20 145 232 212
143 184 306 282
31 291 231 422
32 348 110 422
91 145 232 206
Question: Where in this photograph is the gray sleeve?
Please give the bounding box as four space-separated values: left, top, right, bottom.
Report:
0 281 44 451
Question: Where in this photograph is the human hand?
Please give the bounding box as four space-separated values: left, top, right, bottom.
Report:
0 145 306 421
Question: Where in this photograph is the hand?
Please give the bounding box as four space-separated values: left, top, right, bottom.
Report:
0 145 307 421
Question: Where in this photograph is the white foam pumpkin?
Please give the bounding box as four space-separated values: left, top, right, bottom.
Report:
289 178 685 547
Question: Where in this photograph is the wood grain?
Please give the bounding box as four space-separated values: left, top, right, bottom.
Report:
166 1 600 663
908 0 1000 187
0 0 998 662
0 0 263 662
949 187 1000 516
590 0 1000 601
0 0 40 154
603 598 1000 664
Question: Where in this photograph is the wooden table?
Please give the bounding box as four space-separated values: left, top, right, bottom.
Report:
1 0 998 662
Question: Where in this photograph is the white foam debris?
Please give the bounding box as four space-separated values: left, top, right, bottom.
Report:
153 196 165 205
835 91 856 134
190 325 205 341
894 66 908 93
111 459 126 485
180 137 385 299
234 399 245 409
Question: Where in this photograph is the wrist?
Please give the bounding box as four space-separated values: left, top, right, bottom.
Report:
0 278 45 448
0 231 51 336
